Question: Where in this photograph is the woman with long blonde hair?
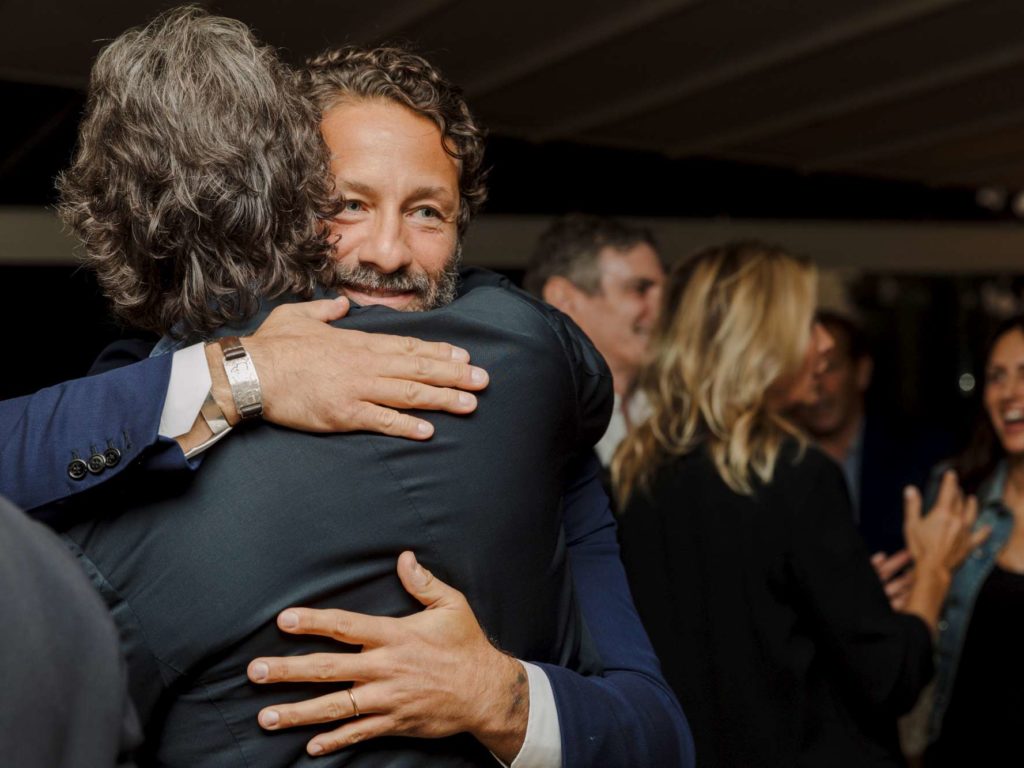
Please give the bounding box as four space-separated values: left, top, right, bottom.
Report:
615 242 985 768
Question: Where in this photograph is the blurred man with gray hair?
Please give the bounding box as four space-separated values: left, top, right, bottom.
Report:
525 214 665 466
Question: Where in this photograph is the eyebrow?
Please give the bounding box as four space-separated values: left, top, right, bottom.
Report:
336 180 455 205
987 363 1022 373
624 277 658 289
407 185 457 206
335 180 375 197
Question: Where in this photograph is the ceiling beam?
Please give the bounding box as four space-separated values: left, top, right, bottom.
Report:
533 0 965 141
668 44 1024 158
928 150 1024 188
461 0 702 98
806 106 1024 172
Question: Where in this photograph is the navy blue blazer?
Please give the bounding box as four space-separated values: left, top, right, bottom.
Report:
0 352 182 512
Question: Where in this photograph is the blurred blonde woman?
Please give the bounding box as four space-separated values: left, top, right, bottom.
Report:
614 242 986 768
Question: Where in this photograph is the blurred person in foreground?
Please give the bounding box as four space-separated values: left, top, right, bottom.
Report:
917 315 1024 766
614 241 988 768
524 214 664 468
0 495 138 767
52 8 690 766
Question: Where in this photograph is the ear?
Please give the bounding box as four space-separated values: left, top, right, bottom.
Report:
856 356 874 392
541 276 580 313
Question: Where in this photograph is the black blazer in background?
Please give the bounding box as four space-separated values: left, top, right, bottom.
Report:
57 279 612 767
619 441 934 768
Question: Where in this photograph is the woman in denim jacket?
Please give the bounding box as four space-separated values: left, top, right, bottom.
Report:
925 315 1024 766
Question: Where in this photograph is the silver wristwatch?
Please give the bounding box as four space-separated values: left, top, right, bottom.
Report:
218 336 263 419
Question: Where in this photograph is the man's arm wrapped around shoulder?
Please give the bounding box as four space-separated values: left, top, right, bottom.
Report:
0 354 175 512
457 268 613 453
536 454 696 767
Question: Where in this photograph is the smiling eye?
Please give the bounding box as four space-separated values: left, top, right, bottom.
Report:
414 207 441 219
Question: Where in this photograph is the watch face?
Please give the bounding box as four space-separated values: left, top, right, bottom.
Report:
222 347 262 418
227 358 250 378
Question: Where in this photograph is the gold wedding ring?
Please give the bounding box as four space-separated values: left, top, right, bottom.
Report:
347 687 360 718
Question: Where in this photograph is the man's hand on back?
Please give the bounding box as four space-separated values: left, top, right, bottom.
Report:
247 551 529 763
177 297 489 453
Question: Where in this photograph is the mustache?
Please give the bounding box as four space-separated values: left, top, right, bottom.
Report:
331 264 433 295
326 242 463 310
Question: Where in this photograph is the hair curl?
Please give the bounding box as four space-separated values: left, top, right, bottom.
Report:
524 213 658 297
299 45 487 237
613 241 816 503
57 5 338 338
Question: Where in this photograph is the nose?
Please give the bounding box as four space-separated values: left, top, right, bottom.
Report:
647 282 664 317
811 323 833 377
359 210 412 274
815 322 834 355
1011 371 1024 398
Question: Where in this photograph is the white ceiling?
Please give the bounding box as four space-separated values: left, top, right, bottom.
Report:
4 0 1024 190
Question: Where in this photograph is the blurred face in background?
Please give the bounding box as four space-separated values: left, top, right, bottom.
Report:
779 321 834 409
984 326 1024 457
562 243 665 387
797 322 872 438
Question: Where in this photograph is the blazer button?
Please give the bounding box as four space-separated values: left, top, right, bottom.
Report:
68 459 89 481
87 454 107 475
104 447 122 468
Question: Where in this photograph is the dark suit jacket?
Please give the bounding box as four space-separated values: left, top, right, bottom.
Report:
0 495 139 768
59 281 619 766
4 270 694 766
620 442 933 768
856 414 953 555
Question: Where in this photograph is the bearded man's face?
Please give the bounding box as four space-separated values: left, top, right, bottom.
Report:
321 99 462 311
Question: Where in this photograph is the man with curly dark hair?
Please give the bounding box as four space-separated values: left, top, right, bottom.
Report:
44 8 692 768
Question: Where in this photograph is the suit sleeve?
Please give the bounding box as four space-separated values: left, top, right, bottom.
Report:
484 271 612 453
546 312 613 453
0 354 178 513
534 455 696 767
789 455 935 716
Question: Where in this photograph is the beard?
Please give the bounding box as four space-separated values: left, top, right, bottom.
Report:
326 242 462 312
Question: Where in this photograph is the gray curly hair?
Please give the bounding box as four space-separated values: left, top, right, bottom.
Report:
57 6 338 338
299 45 488 237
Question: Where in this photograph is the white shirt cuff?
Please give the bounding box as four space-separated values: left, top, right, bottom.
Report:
494 661 562 768
158 343 211 439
